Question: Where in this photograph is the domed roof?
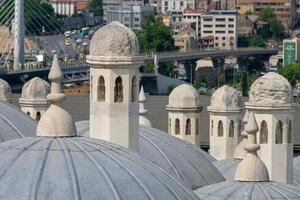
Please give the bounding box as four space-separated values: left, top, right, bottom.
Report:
76 121 225 190
247 72 292 107
139 115 152 127
213 158 240 180
21 77 50 100
89 21 139 57
208 85 242 111
167 84 202 109
0 79 11 102
0 137 199 200
0 101 36 142
195 181 300 199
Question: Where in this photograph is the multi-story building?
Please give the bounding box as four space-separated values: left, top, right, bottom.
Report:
237 0 296 29
200 10 237 50
105 4 155 28
49 0 90 17
161 0 195 14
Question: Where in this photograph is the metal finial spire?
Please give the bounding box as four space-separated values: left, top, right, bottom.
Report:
235 112 269 182
36 55 76 137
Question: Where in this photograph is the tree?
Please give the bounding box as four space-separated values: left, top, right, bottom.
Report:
260 7 276 22
278 63 300 86
241 72 249 96
89 0 103 16
247 35 266 47
135 14 177 53
257 24 271 39
259 8 284 41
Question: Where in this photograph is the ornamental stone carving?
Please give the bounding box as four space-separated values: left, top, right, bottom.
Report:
209 85 242 111
21 77 50 100
90 21 139 57
248 72 292 106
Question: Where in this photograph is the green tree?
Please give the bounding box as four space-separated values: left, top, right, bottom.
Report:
247 35 266 47
260 7 276 22
241 72 249 96
278 62 300 86
257 24 271 39
89 0 103 16
259 8 284 41
135 14 177 53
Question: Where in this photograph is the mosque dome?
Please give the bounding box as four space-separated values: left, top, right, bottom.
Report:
247 72 292 106
0 101 36 142
21 77 50 100
89 21 139 57
195 181 300 199
167 84 202 109
0 137 199 200
208 85 242 111
0 79 11 102
76 121 225 190
139 115 152 127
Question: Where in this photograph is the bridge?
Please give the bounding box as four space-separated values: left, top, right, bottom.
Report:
0 47 279 91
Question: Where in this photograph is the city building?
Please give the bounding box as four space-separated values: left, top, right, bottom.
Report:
105 4 155 28
200 10 237 50
174 31 198 52
49 0 91 17
283 38 300 66
161 0 194 14
237 0 296 29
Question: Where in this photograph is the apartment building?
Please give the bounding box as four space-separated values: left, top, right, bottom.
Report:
200 10 237 50
49 0 90 16
237 0 296 29
105 4 155 28
161 0 195 14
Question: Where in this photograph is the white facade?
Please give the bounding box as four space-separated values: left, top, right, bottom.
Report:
161 0 189 14
201 10 237 50
166 84 202 145
87 22 143 151
50 0 75 17
105 4 155 28
245 72 294 184
208 85 242 160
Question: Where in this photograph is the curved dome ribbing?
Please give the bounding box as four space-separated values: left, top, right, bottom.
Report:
195 181 300 199
75 121 224 190
0 102 36 142
0 137 199 200
168 84 201 109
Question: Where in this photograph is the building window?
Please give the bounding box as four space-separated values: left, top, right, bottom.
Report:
229 120 234 137
260 120 268 144
97 76 105 102
185 119 191 135
288 120 292 143
196 118 199 135
218 120 223 137
131 76 137 102
36 111 41 121
211 120 213 136
175 119 180 135
114 76 123 102
275 120 283 144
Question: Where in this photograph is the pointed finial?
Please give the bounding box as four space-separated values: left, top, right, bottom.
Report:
36 55 76 137
139 86 152 127
139 86 148 115
243 109 249 124
235 112 269 182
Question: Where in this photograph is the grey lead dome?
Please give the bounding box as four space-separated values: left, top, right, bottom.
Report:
76 121 225 190
0 137 199 200
0 101 36 142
